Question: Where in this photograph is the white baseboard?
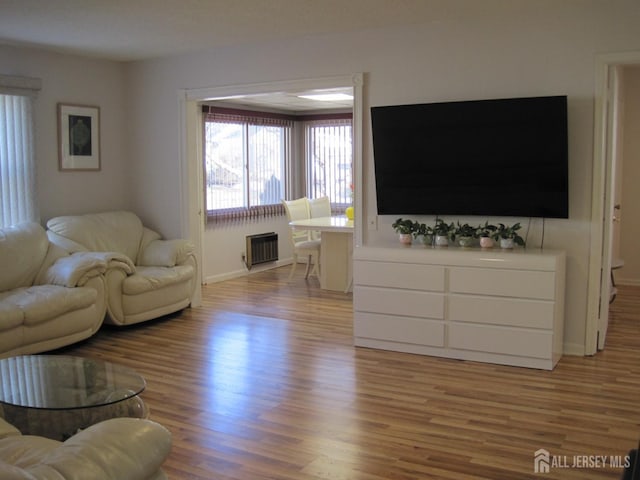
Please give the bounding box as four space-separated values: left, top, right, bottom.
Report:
203 259 292 284
563 342 586 356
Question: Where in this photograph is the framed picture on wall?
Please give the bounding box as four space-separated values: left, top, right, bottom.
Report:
58 103 100 171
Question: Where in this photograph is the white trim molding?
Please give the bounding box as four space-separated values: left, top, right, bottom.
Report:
0 74 42 96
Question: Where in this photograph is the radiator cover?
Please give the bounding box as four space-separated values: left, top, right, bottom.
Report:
246 232 278 269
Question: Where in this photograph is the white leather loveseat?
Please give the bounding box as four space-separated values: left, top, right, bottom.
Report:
0 222 107 358
0 416 171 480
46 211 197 326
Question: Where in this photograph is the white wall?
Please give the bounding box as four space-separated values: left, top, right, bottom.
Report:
620 66 640 285
0 45 130 223
125 1 640 355
202 219 294 284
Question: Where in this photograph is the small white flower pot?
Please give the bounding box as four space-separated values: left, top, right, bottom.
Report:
421 234 434 246
500 238 515 249
457 236 474 248
435 235 449 247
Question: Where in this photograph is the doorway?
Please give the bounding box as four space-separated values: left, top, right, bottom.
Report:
586 52 640 354
178 74 364 292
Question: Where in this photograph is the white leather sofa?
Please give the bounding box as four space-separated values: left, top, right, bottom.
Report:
46 211 197 326
0 416 171 480
0 222 107 358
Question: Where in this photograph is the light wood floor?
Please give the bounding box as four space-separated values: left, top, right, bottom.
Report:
59 268 640 480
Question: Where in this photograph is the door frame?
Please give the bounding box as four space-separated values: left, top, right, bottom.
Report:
177 73 364 290
585 51 640 354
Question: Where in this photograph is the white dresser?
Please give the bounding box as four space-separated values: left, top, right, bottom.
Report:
353 245 566 370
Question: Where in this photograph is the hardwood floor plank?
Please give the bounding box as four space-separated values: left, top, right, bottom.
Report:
57 269 640 479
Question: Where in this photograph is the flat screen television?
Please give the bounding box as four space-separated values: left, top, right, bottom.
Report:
371 95 569 218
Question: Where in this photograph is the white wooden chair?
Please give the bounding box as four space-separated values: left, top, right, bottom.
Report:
308 196 331 218
308 196 332 241
282 198 321 281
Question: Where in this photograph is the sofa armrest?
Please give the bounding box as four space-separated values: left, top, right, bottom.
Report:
139 238 194 267
35 418 171 480
39 251 136 288
37 252 107 288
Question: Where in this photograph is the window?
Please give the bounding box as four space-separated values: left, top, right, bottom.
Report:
202 107 353 223
203 107 292 223
304 117 352 211
0 88 38 228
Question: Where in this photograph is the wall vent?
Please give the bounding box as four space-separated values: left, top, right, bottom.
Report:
246 232 278 269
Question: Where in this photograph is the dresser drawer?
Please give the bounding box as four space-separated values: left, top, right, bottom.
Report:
355 312 445 347
448 323 553 359
449 267 555 300
448 295 555 329
354 286 444 319
354 261 445 291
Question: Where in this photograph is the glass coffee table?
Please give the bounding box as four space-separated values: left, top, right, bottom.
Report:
0 355 148 440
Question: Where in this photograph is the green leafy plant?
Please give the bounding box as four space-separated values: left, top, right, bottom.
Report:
476 221 497 238
413 222 435 246
433 218 455 240
492 222 525 246
454 222 478 239
392 218 417 235
413 222 434 239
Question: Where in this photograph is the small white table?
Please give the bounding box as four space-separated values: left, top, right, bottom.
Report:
289 216 354 292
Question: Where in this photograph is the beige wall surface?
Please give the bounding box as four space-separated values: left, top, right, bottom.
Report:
125 1 640 355
2 1 640 354
620 67 640 285
0 45 130 223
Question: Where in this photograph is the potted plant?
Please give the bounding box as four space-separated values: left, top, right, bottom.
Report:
493 222 525 249
414 222 434 246
477 221 497 248
392 218 417 245
454 222 477 247
433 218 455 246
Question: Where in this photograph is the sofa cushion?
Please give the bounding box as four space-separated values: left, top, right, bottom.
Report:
122 265 194 295
47 211 144 263
0 435 60 470
0 285 97 327
138 239 192 268
0 223 49 293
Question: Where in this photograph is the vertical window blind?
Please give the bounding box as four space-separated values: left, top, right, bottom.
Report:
304 117 353 212
0 92 38 228
203 107 292 223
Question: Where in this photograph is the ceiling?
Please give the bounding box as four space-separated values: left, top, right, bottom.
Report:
0 0 445 112
206 87 355 113
0 0 450 62
0 0 526 111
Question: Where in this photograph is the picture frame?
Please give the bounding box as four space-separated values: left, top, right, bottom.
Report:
58 103 100 171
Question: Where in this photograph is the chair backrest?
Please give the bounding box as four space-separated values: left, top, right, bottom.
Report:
308 196 331 218
283 198 310 222
282 198 311 247
307 196 331 241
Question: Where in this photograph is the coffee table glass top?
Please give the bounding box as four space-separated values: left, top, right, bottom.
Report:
0 355 145 410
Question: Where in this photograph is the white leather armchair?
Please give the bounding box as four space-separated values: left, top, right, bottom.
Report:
0 222 107 358
46 211 197 326
0 416 171 480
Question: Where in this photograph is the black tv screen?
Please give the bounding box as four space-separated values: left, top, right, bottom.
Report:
371 95 569 218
